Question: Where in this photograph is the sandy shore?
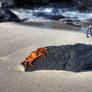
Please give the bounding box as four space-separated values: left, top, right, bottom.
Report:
0 22 92 92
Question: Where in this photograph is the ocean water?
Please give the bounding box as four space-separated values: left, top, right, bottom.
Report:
11 7 92 34
11 7 92 21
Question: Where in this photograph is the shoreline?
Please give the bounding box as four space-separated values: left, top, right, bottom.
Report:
19 21 80 31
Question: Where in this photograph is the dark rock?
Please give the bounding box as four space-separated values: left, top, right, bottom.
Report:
22 0 73 5
0 0 15 7
14 0 25 7
15 0 74 8
1 0 92 10
22 43 92 72
87 28 92 37
0 0 74 8
0 8 20 22
59 18 82 27
74 0 92 10
22 0 92 11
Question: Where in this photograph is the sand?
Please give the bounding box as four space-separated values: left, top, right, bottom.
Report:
0 22 92 92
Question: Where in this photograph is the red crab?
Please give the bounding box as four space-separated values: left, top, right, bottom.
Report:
25 48 49 68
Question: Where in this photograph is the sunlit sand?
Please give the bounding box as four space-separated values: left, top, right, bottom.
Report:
0 22 92 92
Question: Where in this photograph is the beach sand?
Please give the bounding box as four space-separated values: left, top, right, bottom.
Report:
0 22 92 92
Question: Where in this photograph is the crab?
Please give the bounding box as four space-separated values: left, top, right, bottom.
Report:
24 48 49 68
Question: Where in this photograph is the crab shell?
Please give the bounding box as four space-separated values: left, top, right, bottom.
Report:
24 48 49 68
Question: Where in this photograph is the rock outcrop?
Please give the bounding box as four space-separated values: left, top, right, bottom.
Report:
0 8 20 22
20 0 92 10
0 0 92 10
22 43 92 72
0 0 14 7
74 0 92 10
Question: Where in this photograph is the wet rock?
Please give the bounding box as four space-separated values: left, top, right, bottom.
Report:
22 0 73 5
59 18 82 27
1 0 92 11
22 43 92 72
16 0 74 8
75 0 92 10
0 8 20 22
22 0 92 11
0 0 15 7
86 27 92 37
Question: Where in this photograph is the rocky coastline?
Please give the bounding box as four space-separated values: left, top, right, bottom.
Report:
0 0 92 11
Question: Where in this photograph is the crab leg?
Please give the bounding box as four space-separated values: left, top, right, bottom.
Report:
44 48 49 52
25 56 34 68
42 53 47 59
25 57 29 68
29 61 34 68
